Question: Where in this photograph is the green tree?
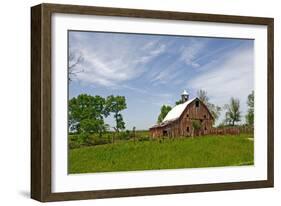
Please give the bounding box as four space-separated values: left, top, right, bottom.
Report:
175 99 184 105
106 95 127 132
192 120 202 130
246 91 254 126
80 119 109 137
197 89 221 122
157 105 172 123
191 120 202 137
68 94 107 135
224 97 241 126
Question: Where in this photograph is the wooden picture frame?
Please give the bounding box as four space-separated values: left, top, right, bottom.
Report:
31 3 274 202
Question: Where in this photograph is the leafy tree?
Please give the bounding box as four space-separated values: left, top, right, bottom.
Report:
191 120 202 137
69 94 128 144
157 105 172 123
106 95 127 132
80 119 109 137
224 97 241 126
197 89 221 122
115 113 125 131
68 94 107 135
192 120 202 130
175 99 184 105
246 91 254 126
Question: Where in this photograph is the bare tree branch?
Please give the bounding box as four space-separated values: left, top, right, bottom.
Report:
68 51 84 81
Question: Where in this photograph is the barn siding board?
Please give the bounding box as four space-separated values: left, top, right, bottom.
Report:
150 98 214 138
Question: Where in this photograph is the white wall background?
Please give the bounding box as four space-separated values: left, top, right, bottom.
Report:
0 0 279 205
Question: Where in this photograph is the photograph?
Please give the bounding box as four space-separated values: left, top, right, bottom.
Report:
30 3 274 201
67 30 255 174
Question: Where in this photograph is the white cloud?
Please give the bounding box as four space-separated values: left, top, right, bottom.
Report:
187 45 254 124
75 52 137 87
150 66 184 85
149 39 209 85
179 39 207 68
150 44 166 56
69 33 167 87
122 85 171 99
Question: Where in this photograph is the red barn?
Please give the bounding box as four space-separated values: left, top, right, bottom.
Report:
150 90 214 138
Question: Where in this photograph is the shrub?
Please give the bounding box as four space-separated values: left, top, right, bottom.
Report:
90 134 110 145
138 136 150 142
116 130 131 140
69 135 82 149
192 120 202 130
78 132 91 145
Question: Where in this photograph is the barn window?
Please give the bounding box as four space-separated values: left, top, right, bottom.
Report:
186 127 190 133
205 126 207 131
163 130 168 136
204 114 207 118
186 114 189 118
195 100 199 107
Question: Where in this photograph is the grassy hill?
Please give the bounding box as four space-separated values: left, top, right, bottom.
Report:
69 133 254 173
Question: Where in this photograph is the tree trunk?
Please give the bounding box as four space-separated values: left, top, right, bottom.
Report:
112 131 115 144
133 129 136 143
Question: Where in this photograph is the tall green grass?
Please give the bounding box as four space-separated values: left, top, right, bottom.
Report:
69 134 254 174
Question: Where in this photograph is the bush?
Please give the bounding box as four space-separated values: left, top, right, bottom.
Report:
192 120 202 130
118 130 131 140
69 135 82 149
89 135 110 145
69 130 154 149
138 136 150 142
69 133 112 148
78 132 91 145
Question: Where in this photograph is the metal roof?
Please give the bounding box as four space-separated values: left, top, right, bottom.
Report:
150 119 176 129
163 98 195 122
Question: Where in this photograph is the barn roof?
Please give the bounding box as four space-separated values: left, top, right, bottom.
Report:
163 98 195 122
150 97 214 130
150 119 176 129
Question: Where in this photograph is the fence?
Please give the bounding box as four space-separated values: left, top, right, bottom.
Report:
209 126 253 135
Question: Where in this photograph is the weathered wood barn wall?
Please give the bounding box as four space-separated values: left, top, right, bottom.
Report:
150 98 214 138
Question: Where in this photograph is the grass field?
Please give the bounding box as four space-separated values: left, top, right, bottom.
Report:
69 133 254 174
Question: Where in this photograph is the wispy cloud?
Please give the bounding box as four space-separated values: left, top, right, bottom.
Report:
134 44 166 64
122 84 171 98
187 44 254 123
192 41 241 67
179 39 207 68
69 32 167 87
149 39 209 85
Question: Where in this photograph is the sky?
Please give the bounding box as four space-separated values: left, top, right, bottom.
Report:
68 31 254 130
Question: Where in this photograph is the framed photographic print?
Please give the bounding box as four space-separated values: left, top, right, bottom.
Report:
31 3 274 202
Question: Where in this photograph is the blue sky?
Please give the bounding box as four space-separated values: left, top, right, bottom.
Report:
68 31 254 130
